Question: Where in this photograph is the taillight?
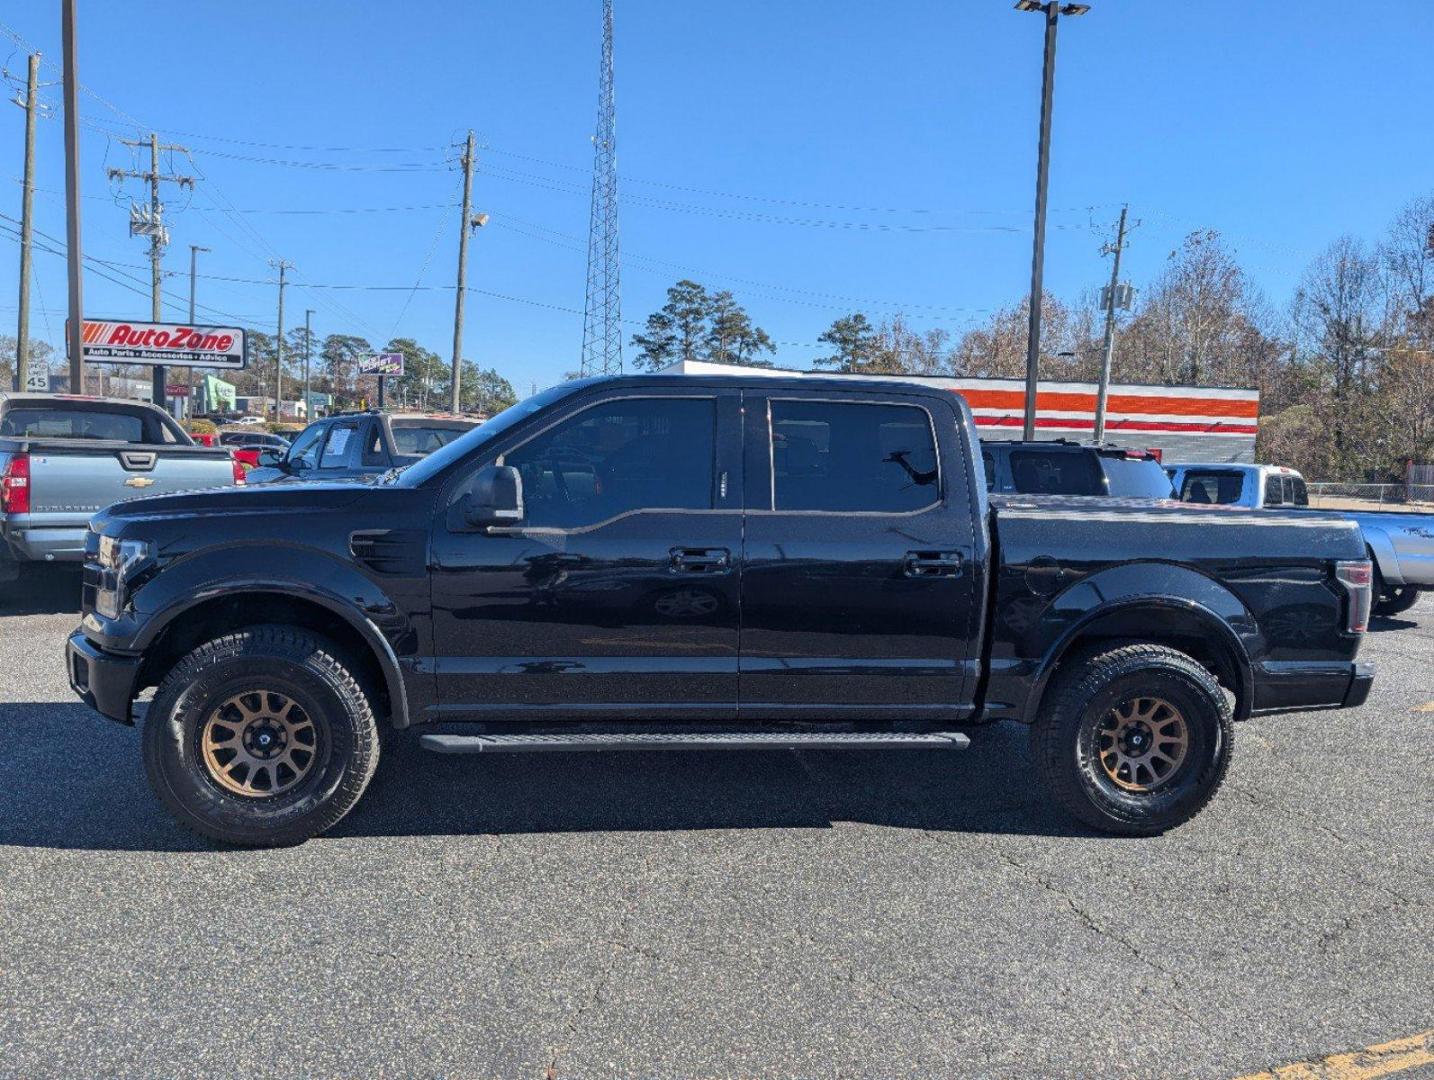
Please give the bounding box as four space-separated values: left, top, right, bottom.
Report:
1 452 30 514
1335 559 1373 634
231 454 246 486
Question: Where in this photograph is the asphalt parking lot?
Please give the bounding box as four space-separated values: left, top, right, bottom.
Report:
0 567 1430 1079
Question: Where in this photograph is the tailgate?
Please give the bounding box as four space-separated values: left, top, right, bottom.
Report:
23 442 235 519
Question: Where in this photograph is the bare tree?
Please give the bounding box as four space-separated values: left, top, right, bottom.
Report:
1289 235 1388 466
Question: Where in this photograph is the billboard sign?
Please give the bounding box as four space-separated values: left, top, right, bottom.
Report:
69 319 247 370
359 352 405 377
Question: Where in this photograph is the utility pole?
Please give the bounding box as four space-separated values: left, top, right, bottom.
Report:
451 131 476 413
108 133 195 410
269 260 292 421
1016 1 1090 440
1094 205 1133 444
61 0 85 395
13 53 41 391
303 308 314 420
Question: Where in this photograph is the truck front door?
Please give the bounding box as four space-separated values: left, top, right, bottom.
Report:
429 388 743 721
739 390 981 722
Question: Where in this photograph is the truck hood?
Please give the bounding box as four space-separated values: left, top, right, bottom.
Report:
94 481 370 527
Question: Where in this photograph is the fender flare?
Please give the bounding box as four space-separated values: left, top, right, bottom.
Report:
1020 589 1256 725
132 546 412 728
1361 526 1404 586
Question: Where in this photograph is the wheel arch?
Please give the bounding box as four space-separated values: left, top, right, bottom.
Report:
134 586 411 729
1364 531 1404 588
1024 596 1254 725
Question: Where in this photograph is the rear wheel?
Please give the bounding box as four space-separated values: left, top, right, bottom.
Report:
143 625 381 847
1374 585 1421 617
1031 643 1232 836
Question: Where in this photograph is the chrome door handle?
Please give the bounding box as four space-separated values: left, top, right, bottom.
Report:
903 551 964 577
669 547 730 574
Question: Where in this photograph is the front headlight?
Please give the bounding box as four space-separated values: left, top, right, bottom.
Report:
95 538 154 619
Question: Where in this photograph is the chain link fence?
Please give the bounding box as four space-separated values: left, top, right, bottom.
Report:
1308 481 1434 510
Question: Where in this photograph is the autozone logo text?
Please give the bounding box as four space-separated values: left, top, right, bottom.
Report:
83 322 236 353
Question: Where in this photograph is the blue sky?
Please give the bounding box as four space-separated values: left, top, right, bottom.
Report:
2 0 1431 392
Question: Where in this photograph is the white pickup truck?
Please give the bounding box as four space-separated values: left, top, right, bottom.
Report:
1 393 243 586
1166 462 1433 617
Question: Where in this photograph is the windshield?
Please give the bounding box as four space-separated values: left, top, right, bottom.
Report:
393 383 581 487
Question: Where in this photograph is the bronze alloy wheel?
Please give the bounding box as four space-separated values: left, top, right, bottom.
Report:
199 690 320 798
1095 696 1190 793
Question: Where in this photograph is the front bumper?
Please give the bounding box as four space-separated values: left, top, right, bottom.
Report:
1250 659 1376 715
66 629 141 725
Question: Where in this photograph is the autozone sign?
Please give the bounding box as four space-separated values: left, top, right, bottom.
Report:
69 320 247 370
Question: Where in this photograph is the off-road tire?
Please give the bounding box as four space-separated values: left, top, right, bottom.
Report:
1031 643 1233 836
143 625 381 847
1374 586 1421 617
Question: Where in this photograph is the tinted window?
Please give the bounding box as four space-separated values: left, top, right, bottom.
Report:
1008 449 1102 496
1263 475 1284 506
1291 477 1309 506
770 400 938 512
982 452 995 489
1180 470 1245 505
504 397 715 528
1 407 145 442
319 424 358 469
1101 457 1175 499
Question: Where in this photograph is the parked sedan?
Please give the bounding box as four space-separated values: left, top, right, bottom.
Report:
245 411 478 483
218 430 290 469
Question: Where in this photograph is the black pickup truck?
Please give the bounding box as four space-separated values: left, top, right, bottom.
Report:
66 374 1375 846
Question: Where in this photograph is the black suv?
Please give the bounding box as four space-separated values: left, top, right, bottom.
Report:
982 440 1175 499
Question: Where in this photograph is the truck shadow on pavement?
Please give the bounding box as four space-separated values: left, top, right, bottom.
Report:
0 703 1089 851
0 567 84 616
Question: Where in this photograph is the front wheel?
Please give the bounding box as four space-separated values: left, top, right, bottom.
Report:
1031 643 1233 836
143 625 381 847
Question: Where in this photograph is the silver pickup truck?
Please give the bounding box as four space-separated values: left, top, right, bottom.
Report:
1 393 242 584
1166 462 1433 616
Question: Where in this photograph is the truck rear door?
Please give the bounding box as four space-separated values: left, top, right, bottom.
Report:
739 388 982 722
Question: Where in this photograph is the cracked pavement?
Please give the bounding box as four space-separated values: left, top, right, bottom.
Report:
0 569 1430 1079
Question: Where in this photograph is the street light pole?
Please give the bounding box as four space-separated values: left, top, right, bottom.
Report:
1016 0 1089 440
185 245 209 420
304 309 314 420
61 0 86 396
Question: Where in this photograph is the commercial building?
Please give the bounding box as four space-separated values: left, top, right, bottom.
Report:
663 360 1259 463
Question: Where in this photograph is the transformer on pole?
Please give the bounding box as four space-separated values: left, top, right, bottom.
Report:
580 0 622 377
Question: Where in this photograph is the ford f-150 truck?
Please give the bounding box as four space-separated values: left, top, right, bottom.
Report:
1 393 243 585
66 375 1375 846
1166 462 1433 617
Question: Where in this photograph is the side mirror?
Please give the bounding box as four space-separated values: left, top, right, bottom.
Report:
257 449 284 468
463 464 524 528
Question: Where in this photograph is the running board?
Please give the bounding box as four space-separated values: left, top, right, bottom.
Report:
418 730 971 754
